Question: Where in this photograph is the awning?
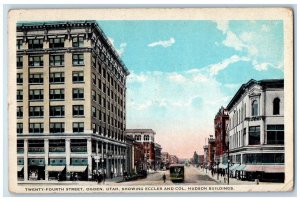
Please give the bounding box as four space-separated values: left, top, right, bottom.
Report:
219 164 229 169
235 164 246 171
263 165 284 173
46 166 65 172
17 165 24 172
68 166 87 172
229 164 240 171
244 165 284 173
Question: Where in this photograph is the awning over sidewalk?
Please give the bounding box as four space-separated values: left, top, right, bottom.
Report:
243 165 284 173
235 164 246 171
263 165 284 173
219 163 229 169
17 165 24 172
46 166 65 172
68 166 87 172
229 164 240 171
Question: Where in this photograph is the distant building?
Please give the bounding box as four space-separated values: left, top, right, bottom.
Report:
203 145 208 168
161 152 170 169
154 143 162 170
125 129 156 170
226 79 284 181
169 155 179 164
198 155 204 166
214 107 229 164
208 136 215 169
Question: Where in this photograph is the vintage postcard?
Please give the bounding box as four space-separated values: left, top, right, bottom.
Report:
7 8 294 193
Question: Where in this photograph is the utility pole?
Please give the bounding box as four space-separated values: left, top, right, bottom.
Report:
227 141 230 185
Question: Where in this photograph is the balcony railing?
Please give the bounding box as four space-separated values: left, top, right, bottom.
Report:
70 147 87 153
28 147 44 153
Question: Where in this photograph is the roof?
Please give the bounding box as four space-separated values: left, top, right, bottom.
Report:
125 129 156 134
17 20 129 76
226 79 284 111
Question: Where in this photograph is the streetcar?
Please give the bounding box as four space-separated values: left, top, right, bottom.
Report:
169 164 185 182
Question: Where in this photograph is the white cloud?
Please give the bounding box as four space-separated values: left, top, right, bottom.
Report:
168 73 186 83
107 37 127 57
148 37 175 48
214 20 229 34
209 55 249 76
127 72 148 83
253 62 273 71
222 31 245 51
261 24 270 32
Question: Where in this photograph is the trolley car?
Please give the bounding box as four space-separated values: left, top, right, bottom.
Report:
169 164 185 182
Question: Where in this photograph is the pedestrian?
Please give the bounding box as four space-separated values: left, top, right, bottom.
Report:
103 172 106 184
162 173 166 183
110 171 113 179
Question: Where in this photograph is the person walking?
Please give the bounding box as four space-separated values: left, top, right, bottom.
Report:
162 173 166 183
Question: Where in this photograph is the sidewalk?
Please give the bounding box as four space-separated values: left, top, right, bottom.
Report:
199 168 261 185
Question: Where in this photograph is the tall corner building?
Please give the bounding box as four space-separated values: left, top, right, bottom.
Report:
16 21 130 181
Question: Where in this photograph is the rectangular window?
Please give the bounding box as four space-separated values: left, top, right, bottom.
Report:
92 107 96 118
29 73 43 84
50 54 64 66
72 54 84 65
17 106 23 118
49 139 65 152
73 88 84 99
28 39 43 49
50 89 64 100
50 72 64 83
92 73 96 85
49 38 64 48
29 55 43 67
73 122 84 133
92 90 96 101
17 39 23 50
29 89 44 101
29 106 44 117
267 125 284 145
98 94 101 105
17 73 23 84
98 78 101 89
17 139 24 153
92 123 96 133
249 126 260 145
50 106 65 117
72 71 84 82
72 36 84 47
28 140 44 153
29 123 44 133
17 123 23 134
17 56 23 68
92 57 96 68
73 105 84 116
17 90 23 101
50 123 65 133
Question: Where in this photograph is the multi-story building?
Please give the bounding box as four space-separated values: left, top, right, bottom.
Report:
161 152 170 169
125 129 156 170
203 145 208 169
154 143 162 170
214 107 229 164
226 79 284 181
208 136 215 169
16 21 129 181
169 155 179 164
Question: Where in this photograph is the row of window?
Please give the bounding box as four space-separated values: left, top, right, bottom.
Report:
229 98 282 129
17 122 84 134
17 54 84 68
17 72 84 85
229 124 284 149
17 36 85 50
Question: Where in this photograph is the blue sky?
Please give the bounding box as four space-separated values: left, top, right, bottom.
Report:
97 20 284 158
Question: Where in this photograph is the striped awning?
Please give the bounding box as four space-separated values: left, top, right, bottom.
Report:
17 165 24 172
46 166 65 172
244 165 284 173
229 164 240 171
68 166 87 172
235 164 246 171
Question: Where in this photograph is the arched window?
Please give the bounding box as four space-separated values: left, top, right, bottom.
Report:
144 135 149 141
273 98 280 115
134 135 141 141
252 100 259 116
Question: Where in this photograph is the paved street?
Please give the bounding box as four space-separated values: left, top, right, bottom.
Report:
117 166 217 185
